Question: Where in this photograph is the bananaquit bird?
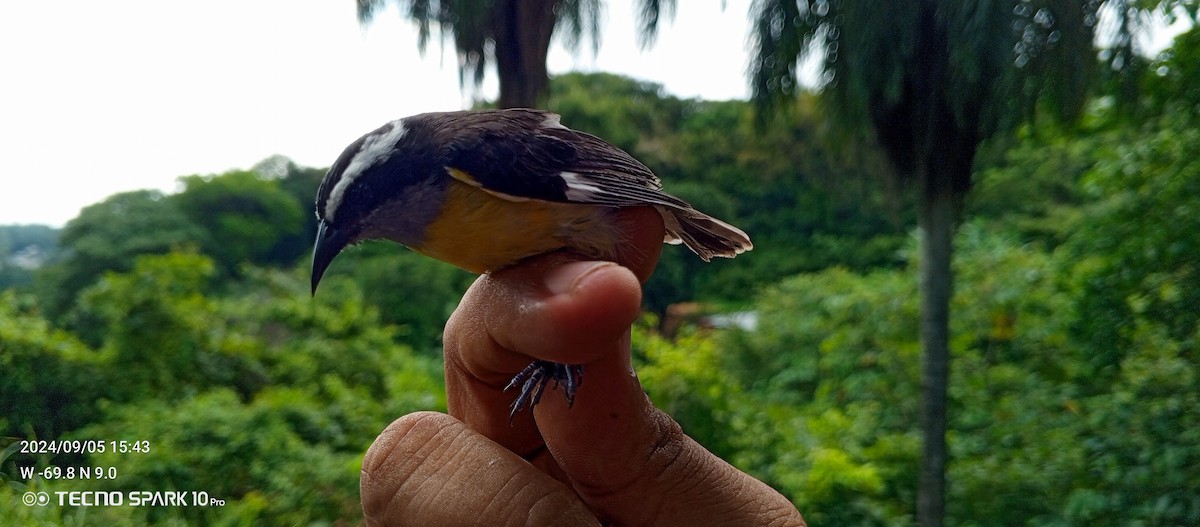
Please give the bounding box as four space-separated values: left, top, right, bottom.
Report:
310 108 752 416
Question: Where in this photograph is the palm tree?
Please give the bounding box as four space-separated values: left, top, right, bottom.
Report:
356 0 676 108
747 1 1194 526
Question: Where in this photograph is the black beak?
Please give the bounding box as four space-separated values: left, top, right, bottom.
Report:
311 219 350 296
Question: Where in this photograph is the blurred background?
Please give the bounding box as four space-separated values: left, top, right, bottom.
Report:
2 1 1198 525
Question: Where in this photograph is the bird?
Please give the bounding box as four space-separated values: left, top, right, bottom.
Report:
310 108 751 418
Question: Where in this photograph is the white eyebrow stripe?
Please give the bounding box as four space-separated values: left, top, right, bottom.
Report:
326 120 409 221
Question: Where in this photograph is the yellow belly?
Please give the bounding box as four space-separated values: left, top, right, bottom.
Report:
412 179 620 273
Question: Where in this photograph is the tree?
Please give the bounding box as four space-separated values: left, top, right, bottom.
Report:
0 291 99 440
35 190 205 325
355 0 676 107
1143 25 1200 118
74 251 222 401
172 170 306 274
542 73 908 311
257 156 330 265
0 224 58 290
747 1 1194 525
1069 110 1200 384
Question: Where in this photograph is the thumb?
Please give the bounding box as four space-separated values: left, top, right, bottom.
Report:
360 411 599 526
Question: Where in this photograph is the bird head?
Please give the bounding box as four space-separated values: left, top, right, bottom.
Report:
310 117 447 294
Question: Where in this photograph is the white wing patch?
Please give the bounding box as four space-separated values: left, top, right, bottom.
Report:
540 113 568 130
560 171 604 202
657 205 685 245
326 120 409 221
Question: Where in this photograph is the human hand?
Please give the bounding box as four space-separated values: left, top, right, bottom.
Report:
360 207 806 526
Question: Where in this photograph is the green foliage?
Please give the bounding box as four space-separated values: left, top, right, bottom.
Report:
268 159 327 263
727 263 919 408
723 262 922 524
669 96 908 299
0 224 58 290
0 292 99 440
549 72 686 154
1056 113 1200 525
70 251 225 401
0 225 59 256
215 264 445 419
72 389 361 524
1063 330 1200 525
33 164 318 330
721 223 1087 525
548 73 908 309
7 248 445 524
742 6 1156 524
633 318 741 459
944 226 1083 527
36 190 205 323
172 170 306 273
7 56 1200 525
733 403 915 527
67 247 444 410
328 244 474 353
693 103 1199 523
968 127 1097 247
1144 26 1200 118
1067 113 1200 380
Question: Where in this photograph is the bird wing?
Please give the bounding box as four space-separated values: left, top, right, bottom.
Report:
439 109 692 210
434 108 752 260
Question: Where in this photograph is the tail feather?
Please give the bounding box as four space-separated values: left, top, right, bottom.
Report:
657 206 753 261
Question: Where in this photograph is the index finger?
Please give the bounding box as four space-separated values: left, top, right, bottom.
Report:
440 207 664 453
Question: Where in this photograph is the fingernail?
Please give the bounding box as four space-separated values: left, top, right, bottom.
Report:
545 261 614 295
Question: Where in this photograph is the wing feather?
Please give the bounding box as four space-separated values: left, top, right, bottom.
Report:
437 108 752 259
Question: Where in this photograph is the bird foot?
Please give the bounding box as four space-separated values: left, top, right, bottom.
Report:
503 360 584 421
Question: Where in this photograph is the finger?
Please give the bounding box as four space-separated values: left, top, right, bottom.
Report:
458 206 663 362
360 411 600 527
436 204 804 524
533 359 806 526
443 257 643 452
442 207 664 451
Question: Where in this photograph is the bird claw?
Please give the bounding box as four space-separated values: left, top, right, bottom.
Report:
504 360 584 422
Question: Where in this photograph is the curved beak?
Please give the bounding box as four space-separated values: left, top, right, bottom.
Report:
311 219 350 296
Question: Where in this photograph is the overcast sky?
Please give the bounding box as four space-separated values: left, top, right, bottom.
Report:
0 1 753 226
0 1 1186 227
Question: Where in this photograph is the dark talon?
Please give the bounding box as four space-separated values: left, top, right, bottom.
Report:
504 360 585 422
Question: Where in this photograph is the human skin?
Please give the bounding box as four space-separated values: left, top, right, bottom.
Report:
360 207 806 526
